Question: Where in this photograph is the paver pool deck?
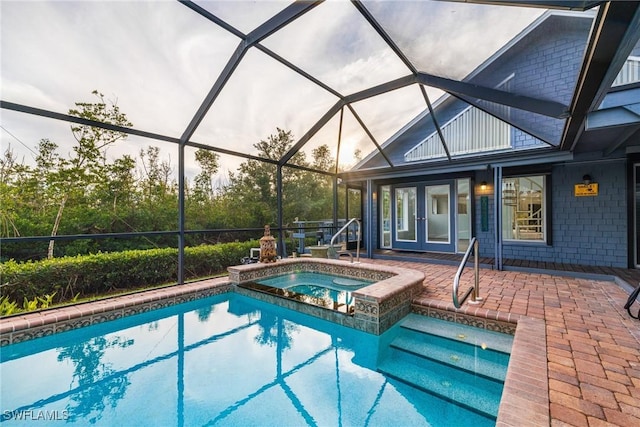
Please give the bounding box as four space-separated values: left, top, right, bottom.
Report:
365 258 640 427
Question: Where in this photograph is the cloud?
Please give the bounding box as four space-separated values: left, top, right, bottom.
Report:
364 0 543 79
261 0 410 94
193 0 290 35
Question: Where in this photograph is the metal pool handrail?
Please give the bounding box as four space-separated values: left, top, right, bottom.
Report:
453 237 482 308
330 218 361 263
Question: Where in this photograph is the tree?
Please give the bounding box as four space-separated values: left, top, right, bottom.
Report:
0 114 349 260
47 90 132 258
0 146 24 238
221 128 306 227
192 149 220 202
311 144 334 172
139 146 174 201
218 129 337 228
136 145 178 236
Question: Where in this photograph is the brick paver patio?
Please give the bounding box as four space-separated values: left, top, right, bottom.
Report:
366 258 640 427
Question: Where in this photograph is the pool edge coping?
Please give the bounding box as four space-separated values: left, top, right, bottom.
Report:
0 277 232 345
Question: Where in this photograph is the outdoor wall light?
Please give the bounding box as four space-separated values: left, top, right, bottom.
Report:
582 174 592 185
480 181 487 191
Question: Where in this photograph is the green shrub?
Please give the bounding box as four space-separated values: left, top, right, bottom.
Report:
0 240 258 309
0 296 18 316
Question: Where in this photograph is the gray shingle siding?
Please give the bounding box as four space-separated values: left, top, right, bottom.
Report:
494 161 628 267
359 14 591 169
465 15 590 145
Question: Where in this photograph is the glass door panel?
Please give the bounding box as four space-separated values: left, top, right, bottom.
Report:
457 179 471 252
346 187 363 250
395 187 417 243
425 184 450 244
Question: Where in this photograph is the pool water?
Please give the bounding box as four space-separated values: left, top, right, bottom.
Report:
1 293 511 426
257 271 373 292
241 271 374 314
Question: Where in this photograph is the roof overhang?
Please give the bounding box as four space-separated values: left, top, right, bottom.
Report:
561 1 640 151
452 1 603 11
340 148 573 182
577 85 640 155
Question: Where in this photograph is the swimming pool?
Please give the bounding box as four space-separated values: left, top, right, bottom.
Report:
1 293 510 426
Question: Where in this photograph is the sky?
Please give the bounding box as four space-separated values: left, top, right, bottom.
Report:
0 0 544 182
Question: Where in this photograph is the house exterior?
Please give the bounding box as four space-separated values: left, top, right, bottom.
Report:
343 11 640 269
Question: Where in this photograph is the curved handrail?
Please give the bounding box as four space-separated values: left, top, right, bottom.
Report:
453 237 481 308
329 218 361 263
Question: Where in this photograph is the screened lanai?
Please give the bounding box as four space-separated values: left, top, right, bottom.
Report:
1 0 639 283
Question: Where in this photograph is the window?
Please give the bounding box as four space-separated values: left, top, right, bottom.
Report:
380 185 391 248
502 175 546 242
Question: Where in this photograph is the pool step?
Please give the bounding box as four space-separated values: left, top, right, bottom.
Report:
377 314 512 419
378 351 503 419
400 313 514 354
390 330 510 382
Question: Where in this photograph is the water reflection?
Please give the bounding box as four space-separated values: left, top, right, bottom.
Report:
57 336 133 423
2 295 448 426
239 281 356 314
196 304 215 322
253 310 298 350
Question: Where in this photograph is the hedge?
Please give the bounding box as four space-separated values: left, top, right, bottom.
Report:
0 240 259 305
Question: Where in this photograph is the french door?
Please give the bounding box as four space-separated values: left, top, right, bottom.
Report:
392 181 456 252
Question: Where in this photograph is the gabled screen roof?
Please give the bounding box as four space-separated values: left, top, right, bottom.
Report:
2 0 637 180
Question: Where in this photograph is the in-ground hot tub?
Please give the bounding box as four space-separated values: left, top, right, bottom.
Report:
228 258 425 334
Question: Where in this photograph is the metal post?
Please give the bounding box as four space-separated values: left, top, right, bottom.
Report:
333 107 343 237
333 176 338 237
277 165 284 258
367 179 373 259
494 166 503 270
178 142 185 285
473 238 482 302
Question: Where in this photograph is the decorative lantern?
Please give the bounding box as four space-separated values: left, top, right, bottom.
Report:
259 225 277 263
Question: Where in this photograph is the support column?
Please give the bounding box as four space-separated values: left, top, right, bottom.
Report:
366 179 374 259
494 166 503 270
277 164 285 258
178 143 185 284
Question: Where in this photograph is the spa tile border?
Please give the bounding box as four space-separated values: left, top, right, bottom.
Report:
354 283 423 334
228 257 398 283
0 277 232 346
412 297 549 427
229 259 425 334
